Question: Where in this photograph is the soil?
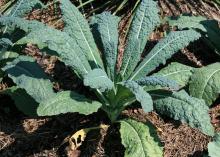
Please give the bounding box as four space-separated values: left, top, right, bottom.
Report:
0 0 220 157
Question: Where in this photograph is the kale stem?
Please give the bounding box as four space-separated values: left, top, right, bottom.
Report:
95 90 110 106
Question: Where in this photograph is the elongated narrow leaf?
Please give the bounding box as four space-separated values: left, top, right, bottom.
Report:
2 56 55 103
1 86 38 116
120 39 140 80
120 0 160 79
8 0 44 17
130 30 201 80
166 15 207 31
153 62 194 87
189 63 220 106
90 12 120 80
120 119 163 157
84 69 114 92
166 15 220 55
37 91 102 116
18 28 91 78
0 16 46 33
153 90 214 136
60 0 103 69
119 80 153 113
136 76 179 91
208 133 220 157
128 0 160 52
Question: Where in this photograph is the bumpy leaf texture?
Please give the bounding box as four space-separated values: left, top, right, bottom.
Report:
189 63 220 106
153 62 193 87
119 80 153 113
83 69 114 92
18 28 91 78
167 15 220 55
90 12 120 80
166 15 207 31
0 16 46 33
136 76 179 91
120 0 160 80
0 38 13 51
60 0 103 69
153 90 214 136
208 133 220 157
8 0 44 17
130 30 201 80
37 91 102 116
0 38 14 59
3 56 55 103
120 119 163 157
1 0 44 37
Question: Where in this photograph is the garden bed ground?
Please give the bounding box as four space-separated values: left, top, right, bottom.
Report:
0 0 220 157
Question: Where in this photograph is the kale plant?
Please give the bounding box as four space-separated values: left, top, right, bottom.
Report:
0 0 45 81
159 15 220 106
166 14 220 55
0 0 46 113
155 61 220 107
0 0 216 155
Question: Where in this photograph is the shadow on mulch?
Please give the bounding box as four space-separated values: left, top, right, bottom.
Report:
1 0 220 156
1 93 219 157
121 106 212 157
0 96 112 157
159 0 220 20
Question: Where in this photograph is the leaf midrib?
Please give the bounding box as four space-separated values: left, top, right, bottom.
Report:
200 68 220 99
3 0 24 33
121 5 145 78
92 75 108 80
121 120 146 156
66 42 88 74
70 7 99 68
39 94 72 113
11 0 24 17
136 6 146 39
8 64 54 102
130 34 184 80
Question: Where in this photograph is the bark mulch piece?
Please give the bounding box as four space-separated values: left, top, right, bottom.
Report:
210 104 220 132
123 109 212 157
1 0 220 157
159 0 220 21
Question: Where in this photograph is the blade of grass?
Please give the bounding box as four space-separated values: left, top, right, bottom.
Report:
86 1 112 17
113 0 129 15
77 0 96 9
0 0 16 15
79 0 85 15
